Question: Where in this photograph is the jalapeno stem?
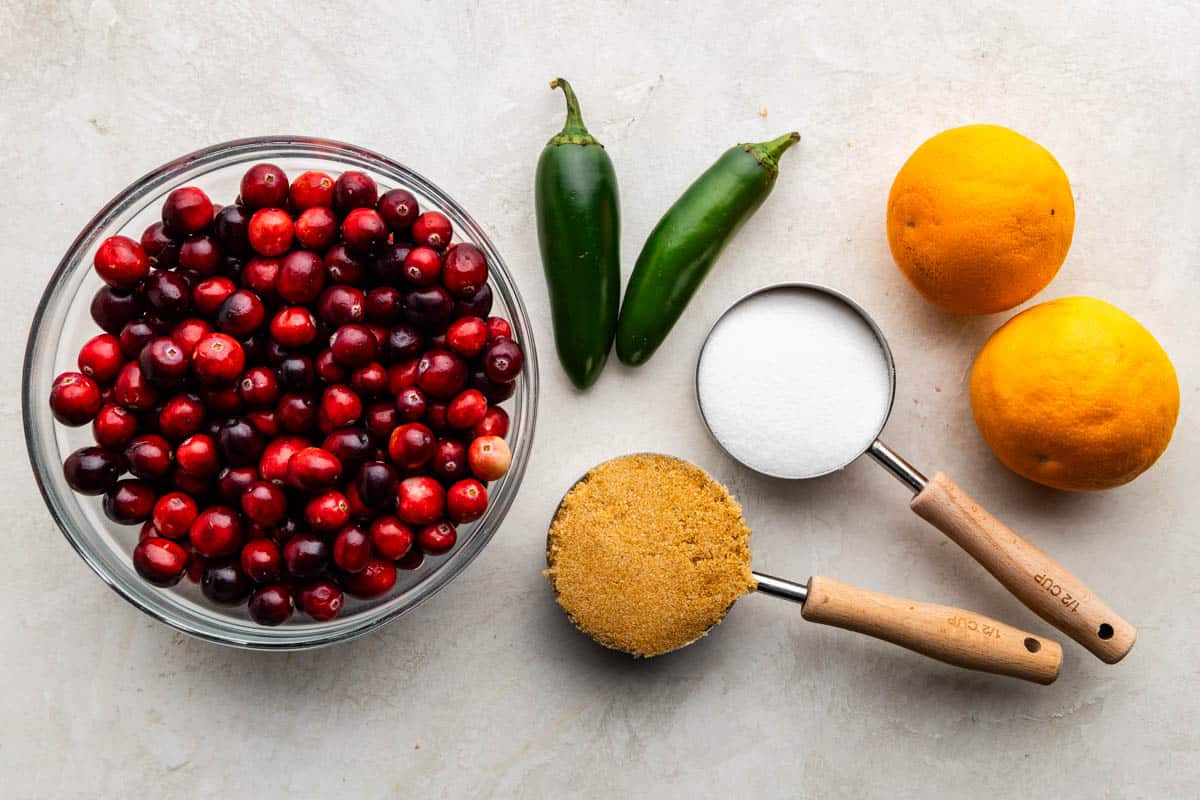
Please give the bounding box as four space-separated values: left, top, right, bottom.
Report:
548 78 597 146
743 131 801 176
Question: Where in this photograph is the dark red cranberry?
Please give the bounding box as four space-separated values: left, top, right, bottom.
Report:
361 288 398 326
246 408 278 437
389 424 436 471
284 533 329 578
316 285 365 326
447 478 488 524
190 506 244 558
248 208 293 256
397 546 425 571
286 447 342 492
484 339 525 383
321 427 373 471
387 359 420 394
295 206 337 250
332 525 372 573
238 366 280 408
411 211 452 250
258 436 308 484
249 584 293 625
394 386 427 423
178 235 221 275
402 246 442 287
445 317 488 359
403 286 454 331
377 188 419 231
333 171 378 214
343 557 397 598
297 578 343 620
170 318 211 357
268 307 318 348
418 521 457 555
344 481 372 520
201 559 252 604
443 244 488 297
49 371 102 425
118 319 159 359
425 402 449 433
277 250 326 304
193 276 236 315
486 316 512 342
202 385 243 416
141 222 180 267
383 325 422 363
319 385 363 432
324 243 366 285
94 404 138 447
370 516 413 560
216 417 265 467
215 289 264 337
90 286 143 334
114 362 159 411
125 434 172 479
470 369 516 404
240 163 289 210
93 235 150 289
416 350 468 399
357 461 398 508
431 438 468 483
341 209 387 257
134 538 190 586
304 490 350 533
191 333 245 386
139 337 189 386
370 242 411 284
290 170 335 210
152 492 199 539
276 393 316 433
453 282 493 319
63 446 119 495
212 205 251 257
314 349 348 384
241 256 281 300
364 401 398 442
350 363 387 398
77 333 123 384
474 406 510 439
240 538 282 583
329 324 377 368
104 479 157 524
162 186 214 236
144 270 191 317
446 389 488 429
176 433 220 476
241 480 287 526
276 356 315 392
216 465 257 505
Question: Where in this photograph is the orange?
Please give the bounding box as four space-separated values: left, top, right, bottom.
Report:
970 297 1179 491
887 125 1075 314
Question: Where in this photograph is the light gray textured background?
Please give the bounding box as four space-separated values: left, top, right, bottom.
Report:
2 2 1197 797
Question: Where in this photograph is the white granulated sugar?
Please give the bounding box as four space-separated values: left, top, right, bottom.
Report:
697 287 894 479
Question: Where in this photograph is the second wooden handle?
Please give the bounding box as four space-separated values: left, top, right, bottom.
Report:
911 471 1135 663
801 576 1062 684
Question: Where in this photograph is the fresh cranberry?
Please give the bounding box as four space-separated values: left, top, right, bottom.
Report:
396 475 445 525
153 395 201 442
431 438 468 483
362 401 396 442
175 433 219 477
241 256 281 300
354 461 397 508
321 427 373 469
470 368 517 404
240 538 282 583
151 492 198 539
416 350 467 399
328 324 377 368
93 235 149 289
342 208 388 254
139 337 189 386
290 170 335 210
446 479 488 524
240 164 289 210
192 333 245 385
214 417 264 467
426 402 450 433
239 480 285 526
141 222 180 267
248 208 294 256
377 188 419 231
212 205 251 257
387 386 424 424
474 406 510 439
284 533 329 579
369 516 413 560
63 446 119 495
162 186 214 236
258 435 308 483
446 389 488 430
333 171 378 213
215 466 257 504
286 446 342 492
178 235 221 275
277 355 316 391
293 206 336 250
193 276 237 314
443 244 488 298
90 286 143 333
382 326 420 364
215 289 264 337
275 393 316 433
317 385 362 432
113 362 158 411
277 250 325 304
104 479 157 524
371 242 411 284
469 435 512 481
90 404 136 448
201 559 252 604
486 316 512 343
124 434 172 479
133 538 190 586
170 318 211 358
76 333 123 385
145 271 191 317
248 584 293 625
401 246 441 287
324 243 366 285
236 365 280 409
411 211 452 250
49 371 102 425
350 363 387 398
418 521 457 555
454 280 494 320
444 317 487 359
343 557 397 599
297 578 343 620
387 359 420 394
403 286 454 332
328 524 370 573
315 285 365 327
188 506 243 557
266 306 316 349
302 490 348 533
118 319 158 359
484 339 524 383
351 290 395 329
396 546 425 571
387 423 435 470
202 385 244 416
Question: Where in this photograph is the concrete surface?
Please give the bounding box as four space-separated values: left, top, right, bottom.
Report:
2 1 1198 797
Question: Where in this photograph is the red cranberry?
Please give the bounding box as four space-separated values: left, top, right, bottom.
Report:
125 434 173 480
77 333 124 384
286 447 342 492
388 359 420 394
403 286 454 332
176 433 219 477
324 243 366 285
446 389 488 429
284 533 330 579
202 385 243 416
426 402 450 433
240 163 289 210
416 349 467 399
471 368 516 404
49 371 102 425
91 286 143 333
356 461 398 508
484 340 525 383
139 337 189 385
371 242 411 284
397 546 425 571
321 427 373 470
118 319 159 359
193 276 237 314
170 318 211 357
342 208 388 254
241 480 287 526
179 235 221 275
212 205 251 257
446 479 488 524
268 307 317 349
215 289 264 337
133 538 190 586
145 271 191 317
248 208 294 256
162 186 214 236
277 250 325 304
93 235 150 289
192 333 245 385
319 385 363 432
474 406 510 439
294 206 337 250
333 171 378 213
258 435 308 483
411 211 452 250
152 492 198 539
445 317 488 359
277 355 316 390
241 256 281 300
290 170 335 210
249 584 293 625
237 366 280 409
365 287 402 326
384 324 423 362
93 404 138 447
453 283 493 320
104 479 157 524
350 362 387 398
402 246 442 287
396 475 445 525
114 362 159 411
486 316 512 342
370 516 413 560
154 394 202 441
364 401 398 441
431 438 469 483
316 285 365 326
275 393 316 433
329 324 377 368
469 435 512 481
388 423 436 470
418 521 457 555
343 557 397 599
216 417 265 467
332 525 373 573
377 188 419 231
201 559 252 604
216 465 257 504
297 578 343 620
63 446 119 495
392 386 426 423
443 244 488 297
141 222 180 266
304 491 349 533
240 538 282 583
189 506 244 558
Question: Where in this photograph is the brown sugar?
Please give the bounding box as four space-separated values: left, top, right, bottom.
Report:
545 453 757 657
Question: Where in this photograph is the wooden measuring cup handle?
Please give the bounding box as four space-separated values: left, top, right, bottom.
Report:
910 471 1135 663
801 576 1062 684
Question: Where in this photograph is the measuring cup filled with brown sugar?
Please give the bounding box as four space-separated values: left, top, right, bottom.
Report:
545 454 1062 684
694 283 1134 663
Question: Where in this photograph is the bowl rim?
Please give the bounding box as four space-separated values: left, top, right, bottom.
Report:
22 135 538 650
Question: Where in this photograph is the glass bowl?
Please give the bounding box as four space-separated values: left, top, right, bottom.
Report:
22 136 538 650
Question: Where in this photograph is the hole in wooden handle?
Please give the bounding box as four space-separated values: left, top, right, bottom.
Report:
1024 637 1041 653
1098 623 1114 640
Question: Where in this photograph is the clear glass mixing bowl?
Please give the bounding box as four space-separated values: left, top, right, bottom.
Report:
22 137 538 649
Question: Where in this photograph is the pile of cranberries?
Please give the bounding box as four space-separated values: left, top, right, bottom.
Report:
50 163 524 626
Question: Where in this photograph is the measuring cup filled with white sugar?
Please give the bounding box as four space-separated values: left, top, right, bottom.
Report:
695 283 1136 665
